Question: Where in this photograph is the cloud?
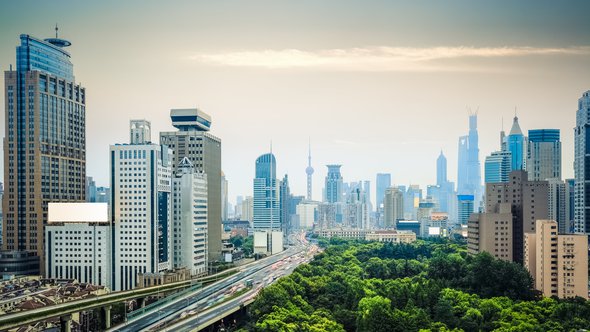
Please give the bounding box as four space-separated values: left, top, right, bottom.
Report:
189 46 590 71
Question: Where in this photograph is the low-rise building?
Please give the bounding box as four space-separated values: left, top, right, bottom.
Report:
45 203 111 289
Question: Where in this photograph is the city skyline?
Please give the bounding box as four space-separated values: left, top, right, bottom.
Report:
1 2 590 204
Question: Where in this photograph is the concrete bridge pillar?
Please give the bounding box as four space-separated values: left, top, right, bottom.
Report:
59 314 72 332
102 305 112 329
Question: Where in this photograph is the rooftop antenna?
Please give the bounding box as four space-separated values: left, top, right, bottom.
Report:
55 23 58 38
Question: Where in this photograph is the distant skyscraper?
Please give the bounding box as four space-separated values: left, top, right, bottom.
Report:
527 129 561 181
404 185 422 220
436 151 447 186
87 176 97 202
305 142 314 200
253 153 280 230
566 179 575 234
325 165 343 203
383 187 404 228
280 174 291 234
485 151 512 183
507 116 525 171
344 187 370 229
2 33 87 276
457 114 482 206
160 108 222 261
376 173 391 211
575 91 590 234
457 195 474 226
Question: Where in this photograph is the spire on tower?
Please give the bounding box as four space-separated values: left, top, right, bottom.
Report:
55 23 58 38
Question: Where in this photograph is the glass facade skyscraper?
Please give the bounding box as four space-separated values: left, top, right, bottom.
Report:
526 129 561 181
485 151 512 183
324 165 343 203
376 173 391 210
253 153 280 230
2 34 86 276
507 116 525 171
574 90 590 234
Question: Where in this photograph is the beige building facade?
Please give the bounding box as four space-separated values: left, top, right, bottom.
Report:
524 220 588 298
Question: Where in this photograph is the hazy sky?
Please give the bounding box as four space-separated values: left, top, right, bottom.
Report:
1 1 589 206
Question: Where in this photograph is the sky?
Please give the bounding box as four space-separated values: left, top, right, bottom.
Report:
1 1 589 206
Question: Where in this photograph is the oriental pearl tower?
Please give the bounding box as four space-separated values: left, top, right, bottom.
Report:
305 140 314 200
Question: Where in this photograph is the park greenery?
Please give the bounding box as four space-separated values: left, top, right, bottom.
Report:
239 238 590 332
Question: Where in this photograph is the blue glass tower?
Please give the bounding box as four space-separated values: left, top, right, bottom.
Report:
485 151 512 183
527 129 561 181
253 153 280 230
507 116 525 170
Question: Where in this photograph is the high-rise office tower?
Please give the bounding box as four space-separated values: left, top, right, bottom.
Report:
485 170 548 264
325 165 343 203
507 116 525 171
279 174 291 235
457 114 482 206
171 157 208 277
253 153 280 230
437 151 447 186
524 220 588 298
574 91 590 234
344 188 370 229
160 108 222 261
432 151 456 220
2 33 87 276
484 151 512 183
241 196 253 225
111 120 173 290
221 171 228 221
305 142 314 200
527 129 561 181
457 195 474 226
383 187 403 228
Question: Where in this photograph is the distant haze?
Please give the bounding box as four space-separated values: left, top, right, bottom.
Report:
1 1 589 205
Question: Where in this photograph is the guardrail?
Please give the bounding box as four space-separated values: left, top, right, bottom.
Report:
127 283 202 320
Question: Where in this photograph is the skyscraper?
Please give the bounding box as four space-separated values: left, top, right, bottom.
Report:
160 108 222 261
376 173 391 210
507 116 525 171
111 120 173 290
171 157 208 276
383 187 403 228
305 142 314 200
574 91 590 234
279 174 291 235
527 129 561 181
221 171 228 220
484 151 512 183
325 165 343 203
436 151 447 186
253 153 280 230
457 114 482 206
2 33 87 276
